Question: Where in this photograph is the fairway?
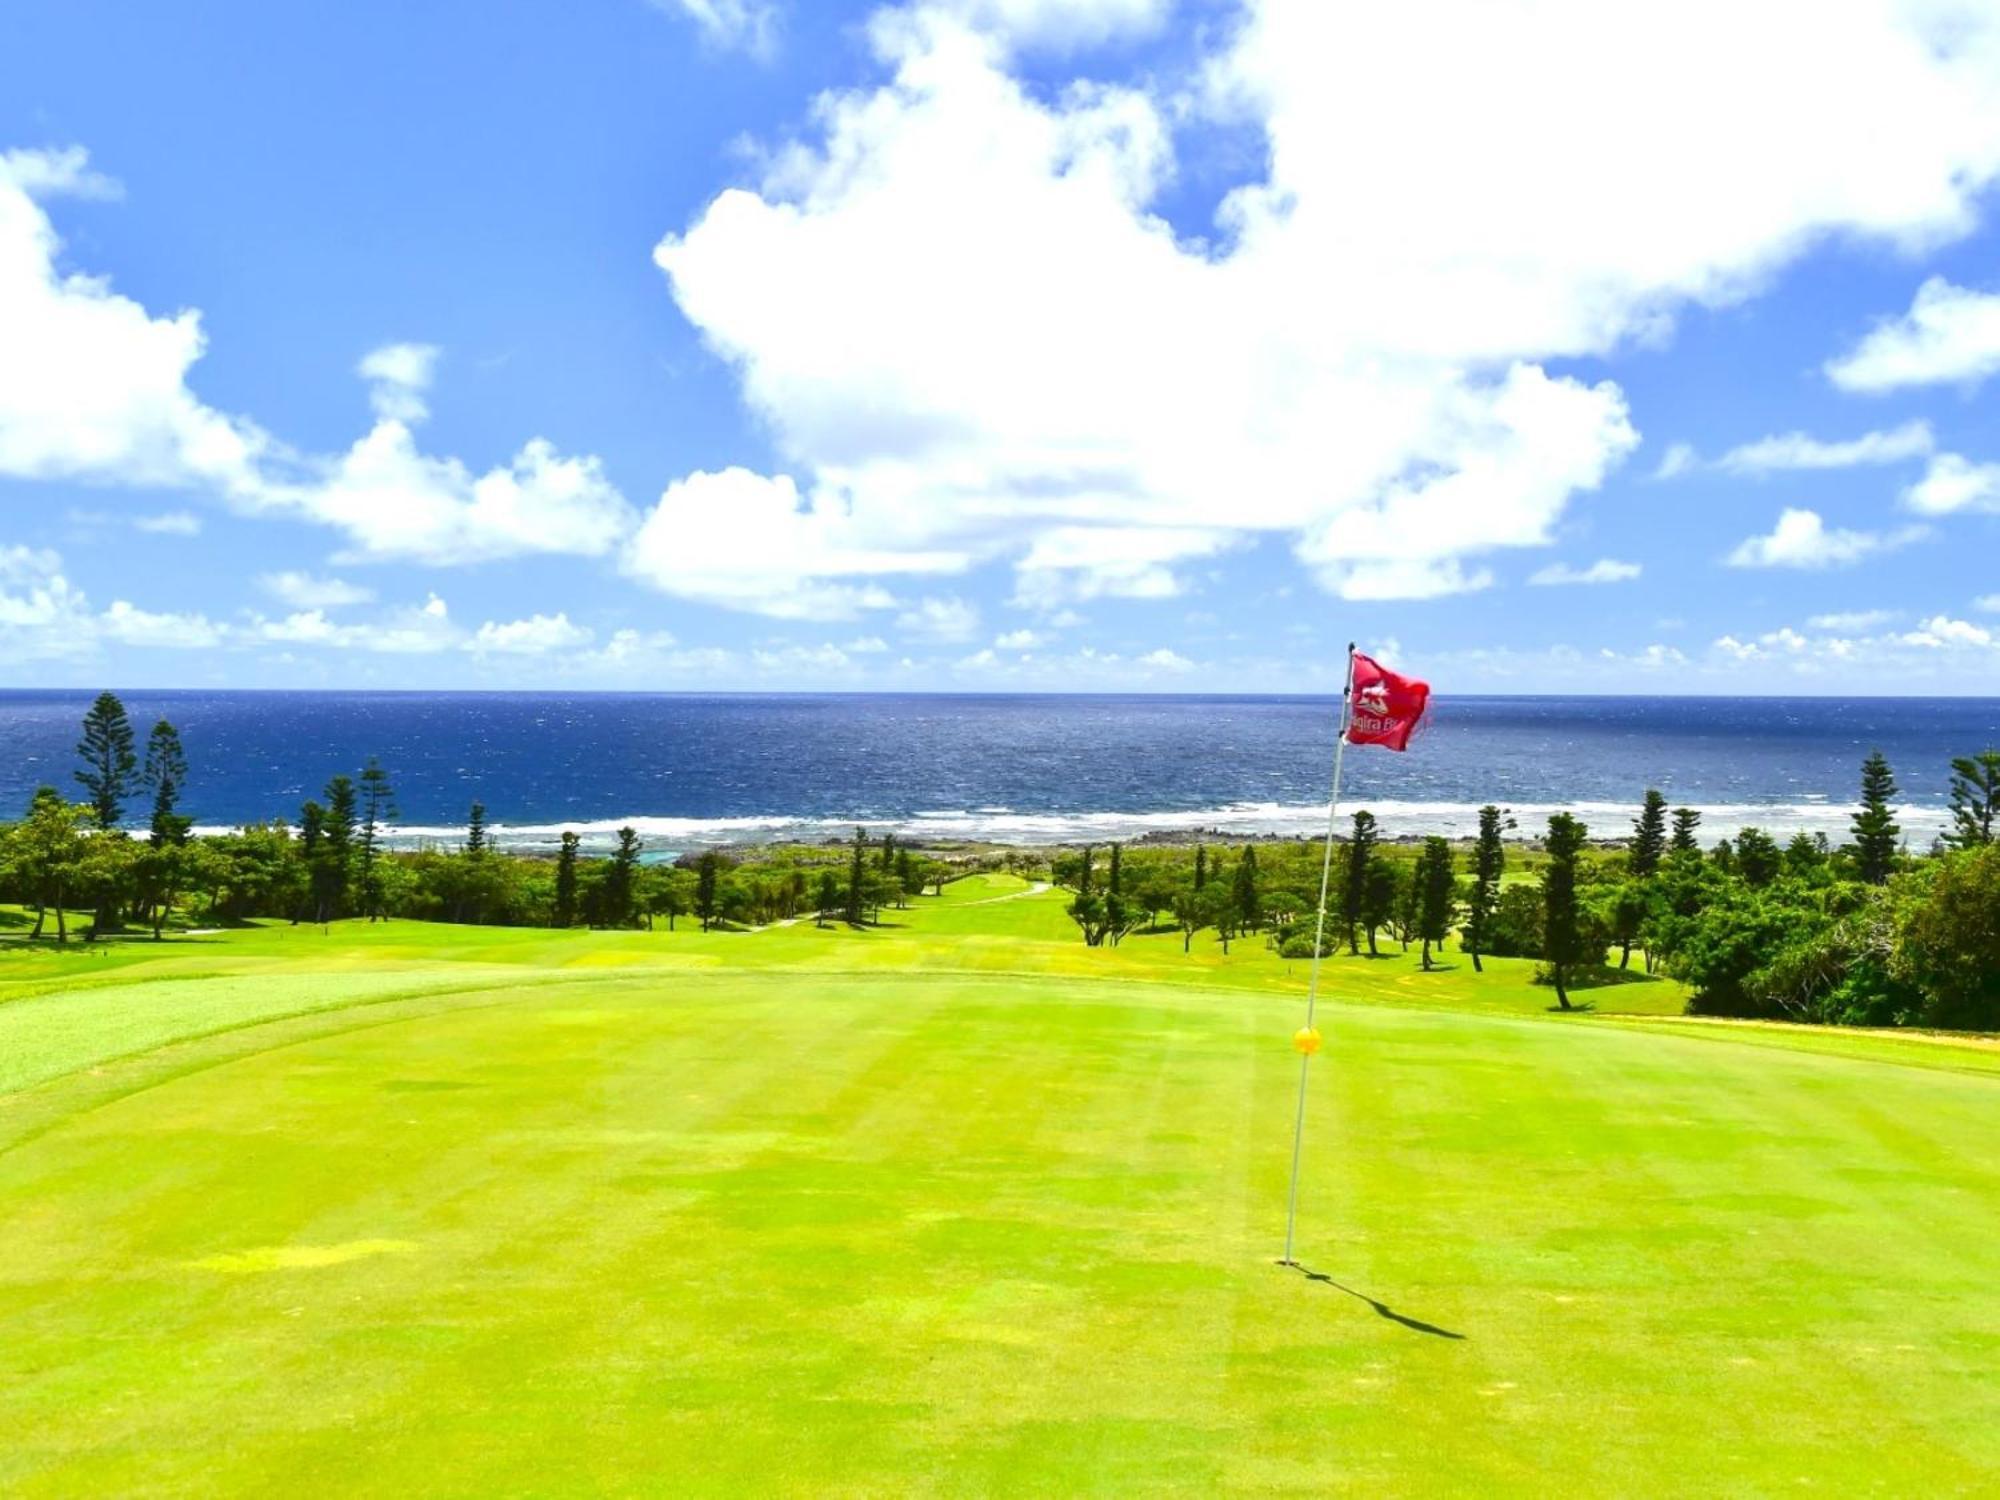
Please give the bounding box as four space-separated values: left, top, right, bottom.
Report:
2 879 1997 1494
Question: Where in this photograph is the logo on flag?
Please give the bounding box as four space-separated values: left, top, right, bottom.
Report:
1345 652 1429 752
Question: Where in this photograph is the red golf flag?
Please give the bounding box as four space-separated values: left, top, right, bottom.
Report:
1346 652 1429 751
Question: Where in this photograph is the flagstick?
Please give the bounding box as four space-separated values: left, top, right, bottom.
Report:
1281 641 1356 1268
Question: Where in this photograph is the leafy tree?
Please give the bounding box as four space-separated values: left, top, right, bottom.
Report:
1784 831 1828 878
1603 879 1650 970
1735 826 1781 887
1630 790 1668 879
75 691 136 830
1945 749 2000 848
1669 807 1702 857
1066 845 1109 946
141 720 190 845
1482 883 1544 957
1413 836 1456 970
1851 751 1900 885
815 869 841 927
554 831 581 927
1462 804 1507 972
1893 844 2000 1030
1541 812 1589 1010
6 787 87 942
1340 810 1379 954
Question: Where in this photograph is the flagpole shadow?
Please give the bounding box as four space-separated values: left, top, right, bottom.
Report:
1276 1261 1467 1340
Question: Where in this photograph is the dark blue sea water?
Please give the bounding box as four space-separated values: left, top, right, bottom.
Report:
1 692 1994 851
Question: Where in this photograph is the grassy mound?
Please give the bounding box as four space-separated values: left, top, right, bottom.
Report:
2 877 1996 1494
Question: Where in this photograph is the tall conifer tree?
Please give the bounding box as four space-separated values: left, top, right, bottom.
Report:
75 692 136 830
1851 751 1900 884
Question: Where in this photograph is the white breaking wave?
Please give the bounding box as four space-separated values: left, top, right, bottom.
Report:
189 800 1957 853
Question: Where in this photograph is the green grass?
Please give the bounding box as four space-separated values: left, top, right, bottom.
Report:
1 879 1996 1494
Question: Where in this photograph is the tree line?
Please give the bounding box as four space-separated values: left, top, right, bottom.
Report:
1049 746 1999 1028
3 693 1995 1031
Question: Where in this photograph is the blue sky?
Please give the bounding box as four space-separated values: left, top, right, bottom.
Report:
3 0 2000 693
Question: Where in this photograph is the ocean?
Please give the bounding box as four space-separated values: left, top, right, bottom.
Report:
1 691 1994 853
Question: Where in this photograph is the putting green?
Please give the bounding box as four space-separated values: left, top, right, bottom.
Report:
1 884 1997 1493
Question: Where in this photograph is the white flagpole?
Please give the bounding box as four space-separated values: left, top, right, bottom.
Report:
1281 641 1356 1267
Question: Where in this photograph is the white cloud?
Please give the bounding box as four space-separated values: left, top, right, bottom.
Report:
1013 525 1232 605
0 544 222 656
897 594 981 641
0 147 270 495
994 627 1045 649
133 509 202 536
1713 421 1935 473
1826 276 2000 392
653 0 779 56
1903 452 2000 515
1899 614 1994 648
625 467 961 618
1808 608 1895 630
262 423 633 565
844 634 890 652
357 342 439 423
1726 508 1918 569
0 154 633 565
1978 594 2000 613
97 599 226 649
1528 558 1641 586
1136 646 1192 671
652 1 2000 604
254 594 458 654
912 0 1169 51
468 612 594 655
259 571 375 609
1651 443 1697 480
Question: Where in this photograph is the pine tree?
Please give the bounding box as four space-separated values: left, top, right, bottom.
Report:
1106 841 1128 944
845 826 868 924
1669 807 1702 856
1945 749 2000 848
1541 812 1589 1011
554 831 581 927
1630 790 1667 878
1464 804 1506 972
322 776 358 922
295 800 325 924
141 720 190 845
1340 810 1378 954
356 758 398 921
1851 750 1900 885
1231 844 1260 934
1361 859 1398 956
1414 835 1456 971
697 849 729 930
466 802 489 857
1192 844 1207 891
603 826 642 928
75 691 136 830
879 831 896 870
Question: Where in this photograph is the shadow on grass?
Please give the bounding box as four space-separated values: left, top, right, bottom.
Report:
1279 1262 1466 1340
1547 1000 1597 1014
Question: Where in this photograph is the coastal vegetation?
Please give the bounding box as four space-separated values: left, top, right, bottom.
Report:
2 693 1996 1032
